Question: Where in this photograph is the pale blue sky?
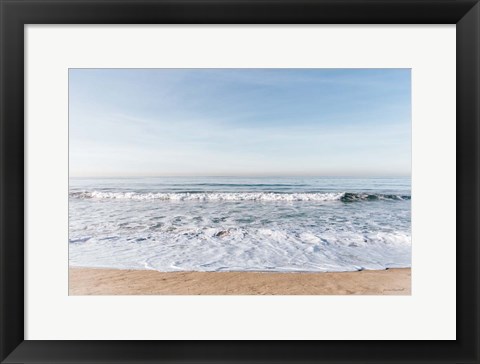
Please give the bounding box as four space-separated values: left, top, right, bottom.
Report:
69 69 411 177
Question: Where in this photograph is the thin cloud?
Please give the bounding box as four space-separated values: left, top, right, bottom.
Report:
69 69 411 177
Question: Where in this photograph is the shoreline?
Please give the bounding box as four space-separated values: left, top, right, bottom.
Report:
69 267 411 295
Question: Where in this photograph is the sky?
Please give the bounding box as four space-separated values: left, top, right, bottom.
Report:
69 69 411 177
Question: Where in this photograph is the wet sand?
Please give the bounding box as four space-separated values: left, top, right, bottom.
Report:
69 267 410 295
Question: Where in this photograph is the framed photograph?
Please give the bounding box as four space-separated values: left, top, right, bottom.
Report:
1 0 478 363
68 67 413 296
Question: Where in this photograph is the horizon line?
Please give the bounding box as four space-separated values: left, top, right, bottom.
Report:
69 174 411 179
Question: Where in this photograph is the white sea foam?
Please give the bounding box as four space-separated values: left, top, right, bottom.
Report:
69 227 411 272
69 177 412 272
69 191 410 202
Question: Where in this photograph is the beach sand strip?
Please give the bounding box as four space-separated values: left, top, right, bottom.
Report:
69 267 410 295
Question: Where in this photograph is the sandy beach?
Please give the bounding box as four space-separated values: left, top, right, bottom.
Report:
69 267 410 295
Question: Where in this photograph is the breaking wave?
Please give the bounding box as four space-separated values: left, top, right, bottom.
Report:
69 191 411 202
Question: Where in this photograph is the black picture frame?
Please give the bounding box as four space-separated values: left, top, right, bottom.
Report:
1 0 478 363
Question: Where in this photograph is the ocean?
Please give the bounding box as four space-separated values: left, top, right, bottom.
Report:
69 176 411 272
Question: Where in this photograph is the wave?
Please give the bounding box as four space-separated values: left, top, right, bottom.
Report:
340 192 411 202
69 191 411 202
